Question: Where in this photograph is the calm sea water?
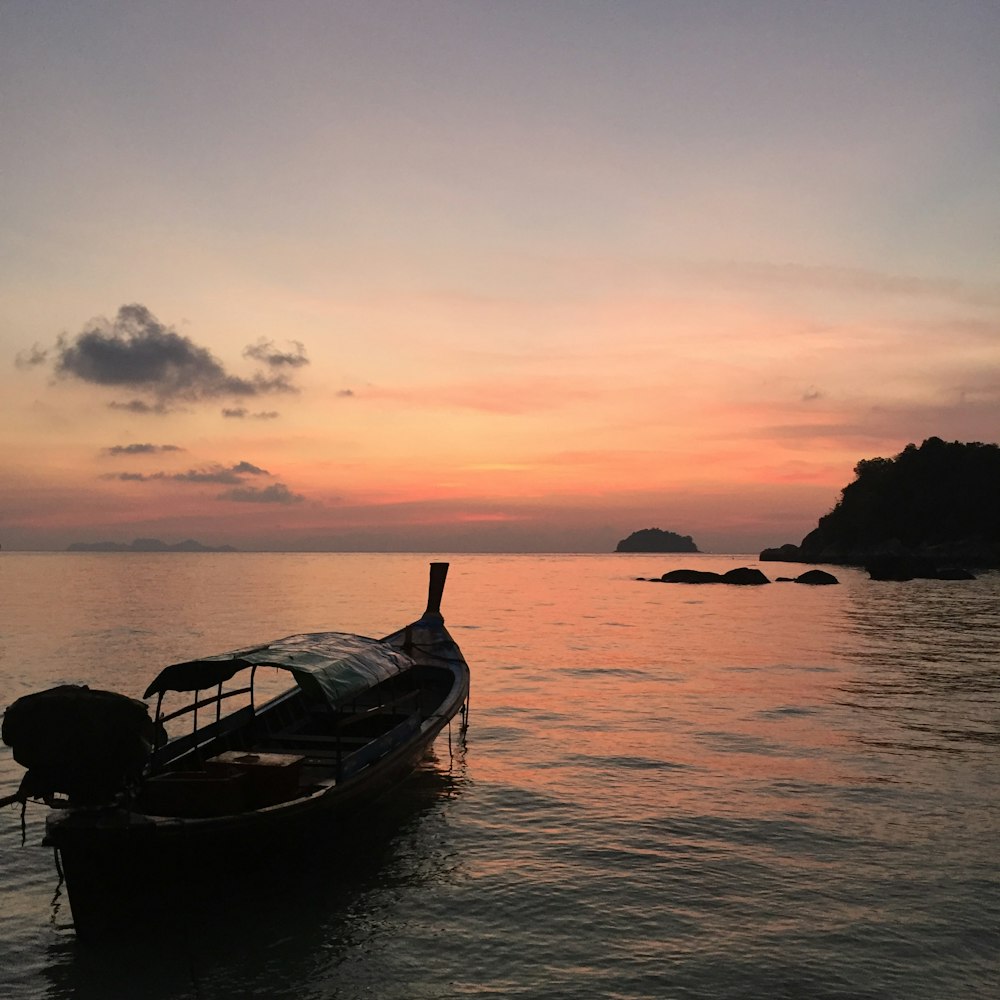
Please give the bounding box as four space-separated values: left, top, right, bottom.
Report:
1 552 998 999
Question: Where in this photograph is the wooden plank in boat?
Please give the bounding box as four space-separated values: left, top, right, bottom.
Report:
206 750 305 807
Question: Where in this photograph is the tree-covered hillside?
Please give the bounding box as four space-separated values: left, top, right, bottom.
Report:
798 438 999 565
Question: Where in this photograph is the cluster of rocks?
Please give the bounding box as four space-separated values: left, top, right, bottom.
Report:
760 544 977 581
638 567 838 586
863 555 975 582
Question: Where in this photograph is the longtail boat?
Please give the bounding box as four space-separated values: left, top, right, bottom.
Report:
2 562 470 938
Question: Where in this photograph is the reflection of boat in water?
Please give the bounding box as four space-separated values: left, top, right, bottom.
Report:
2 563 470 940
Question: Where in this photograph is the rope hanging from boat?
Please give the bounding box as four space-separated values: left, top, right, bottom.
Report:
0 789 30 845
49 861 65 926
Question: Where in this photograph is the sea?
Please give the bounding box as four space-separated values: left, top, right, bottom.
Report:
0 552 997 1000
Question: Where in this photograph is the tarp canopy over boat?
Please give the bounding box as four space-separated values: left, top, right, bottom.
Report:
142 632 414 709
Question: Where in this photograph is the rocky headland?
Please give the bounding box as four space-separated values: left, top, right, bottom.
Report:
761 438 998 577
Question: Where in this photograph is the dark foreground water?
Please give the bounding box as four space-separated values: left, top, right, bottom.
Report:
1 552 998 999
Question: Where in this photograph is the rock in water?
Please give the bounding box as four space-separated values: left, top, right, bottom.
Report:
794 569 839 585
721 567 770 585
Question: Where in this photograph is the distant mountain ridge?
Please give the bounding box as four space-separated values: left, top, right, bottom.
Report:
67 538 237 553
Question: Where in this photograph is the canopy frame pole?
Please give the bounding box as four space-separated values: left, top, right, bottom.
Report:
192 690 201 767
335 706 343 781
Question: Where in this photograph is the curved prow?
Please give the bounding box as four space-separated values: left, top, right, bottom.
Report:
421 562 449 622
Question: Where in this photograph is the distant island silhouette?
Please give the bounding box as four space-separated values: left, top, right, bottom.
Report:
67 538 237 553
616 528 699 553
761 437 999 571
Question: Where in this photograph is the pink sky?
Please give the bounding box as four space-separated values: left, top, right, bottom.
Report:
2 2 998 552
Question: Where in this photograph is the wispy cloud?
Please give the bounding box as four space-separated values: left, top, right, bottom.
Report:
103 443 184 456
218 483 305 504
173 461 269 484
108 399 169 414
102 461 270 484
686 260 1000 308
222 407 281 419
231 461 268 476
14 344 48 369
367 377 596 414
242 338 309 369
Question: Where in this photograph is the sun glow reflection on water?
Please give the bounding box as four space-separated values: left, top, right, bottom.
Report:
1 552 998 999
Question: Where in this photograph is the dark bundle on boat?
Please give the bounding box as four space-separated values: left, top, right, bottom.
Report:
2 684 157 805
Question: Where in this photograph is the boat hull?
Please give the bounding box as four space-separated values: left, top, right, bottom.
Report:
42 608 470 940
52 706 463 938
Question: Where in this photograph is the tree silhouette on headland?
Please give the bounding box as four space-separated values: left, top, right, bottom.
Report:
794 438 999 566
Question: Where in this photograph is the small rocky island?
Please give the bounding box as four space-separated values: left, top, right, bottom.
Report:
67 538 237 553
761 437 998 577
616 528 699 553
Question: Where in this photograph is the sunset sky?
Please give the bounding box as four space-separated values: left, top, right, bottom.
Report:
3 1 998 552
